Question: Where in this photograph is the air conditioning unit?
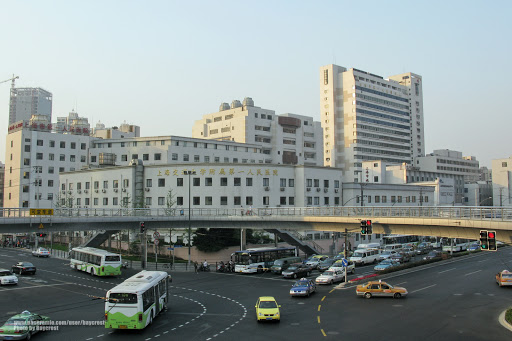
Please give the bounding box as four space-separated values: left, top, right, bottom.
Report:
68 191 72 194
77 190 81 194
324 188 328 193
61 190 66 194
145 188 150 192
101 189 106 193
280 187 285 191
264 187 270 191
306 188 311 192
334 189 339 193
94 189 99 193
316 188 321 192
122 188 127 192
84 189 88 194
113 188 118 193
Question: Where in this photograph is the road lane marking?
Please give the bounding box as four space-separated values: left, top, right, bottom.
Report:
465 270 482 276
321 329 326 336
394 282 407 285
438 268 456 274
0 283 71 291
317 316 321 323
410 284 437 293
322 296 326 301
318 305 321 311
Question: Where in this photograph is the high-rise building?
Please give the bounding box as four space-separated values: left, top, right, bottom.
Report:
319 65 424 181
192 97 323 166
9 88 53 125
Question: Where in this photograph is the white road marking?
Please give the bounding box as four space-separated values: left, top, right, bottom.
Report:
465 270 482 276
410 284 437 293
394 282 407 285
0 283 71 291
438 268 456 274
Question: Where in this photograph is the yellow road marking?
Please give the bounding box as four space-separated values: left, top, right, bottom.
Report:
321 329 326 336
322 295 326 301
329 289 335 293
317 316 321 323
318 305 321 311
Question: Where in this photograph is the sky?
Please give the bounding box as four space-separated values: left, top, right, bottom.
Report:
1 0 511 168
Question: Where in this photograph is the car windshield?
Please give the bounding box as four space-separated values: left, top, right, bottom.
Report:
0 271 13 276
22 263 34 267
320 259 334 265
259 301 277 309
293 281 309 287
5 318 27 326
381 251 391 255
108 293 138 304
380 260 392 265
39 248 48 251
324 271 335 276
273 260 284 265
353 252 364 257
287 266 298 271
501 273 512 278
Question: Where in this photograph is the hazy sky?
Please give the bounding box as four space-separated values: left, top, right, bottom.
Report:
1 0 510 168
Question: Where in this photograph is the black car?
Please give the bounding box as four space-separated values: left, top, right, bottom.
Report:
282 263 312 279
317 259 336 272
423 251 441 261
12 262 36 275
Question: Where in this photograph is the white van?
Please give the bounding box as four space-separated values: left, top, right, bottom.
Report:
383 244 403 252
355 243 381 250
349 248 381 265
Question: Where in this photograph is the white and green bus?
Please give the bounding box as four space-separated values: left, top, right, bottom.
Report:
105 271 170 329
70 247 122 276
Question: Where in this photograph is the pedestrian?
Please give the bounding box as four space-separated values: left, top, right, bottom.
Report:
240 206 244 216
194 261 198 274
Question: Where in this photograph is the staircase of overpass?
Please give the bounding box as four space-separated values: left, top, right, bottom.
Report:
82 230 120 248
266 228 323 256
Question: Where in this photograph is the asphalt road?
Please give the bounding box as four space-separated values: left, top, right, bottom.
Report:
0 247 511 341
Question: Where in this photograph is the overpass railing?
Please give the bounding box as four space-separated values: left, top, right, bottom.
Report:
1 206 511 221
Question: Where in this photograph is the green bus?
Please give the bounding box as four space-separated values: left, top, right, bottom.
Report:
70 247 122 276
105 270 170 329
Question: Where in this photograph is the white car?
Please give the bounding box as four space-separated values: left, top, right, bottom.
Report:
378 250 399 261
315 269 346 285
0 269 18 285
32 247 50 257
329 259 355 274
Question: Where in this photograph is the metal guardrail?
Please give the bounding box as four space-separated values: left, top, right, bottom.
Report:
0 206 511 221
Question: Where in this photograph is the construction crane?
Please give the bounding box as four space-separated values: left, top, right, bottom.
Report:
0 75 19 88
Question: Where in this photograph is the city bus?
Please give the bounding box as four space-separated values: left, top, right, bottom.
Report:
105 271 170 329
70 246 122 276
233 246 297 273
442 238 471 252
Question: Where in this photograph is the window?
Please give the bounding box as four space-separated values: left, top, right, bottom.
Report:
220 196 228 205
24 145 31 152
81 155 86 162
177 178 183 186
91 156 97 162
103 198 109 206
183 154 189 161
280 178 286 187
307 197 313 205
158 179 165 187
158 197 165 205
113 180 118 188
123 179 129 188
94 181 99 189
36 152 43 160
288 179 294 187
103 181 108 189
334 180 340 188
47 193 53 200
172 153 178 161
143 154 149 161
132 154 138 159
314 197 320 205
234 197 241 205
263 178 269 186
234 177 241 186
193 178 200 186
246 178 253 186
113 197 118 206
50 140 55 147
146 179 152 187
81 143 86 150
314 179 320 187
193 197 200 205
205 197 212 205
48 180 54 187
220 178 228 186
85 182 90 189
375 196 380 203
121 155 128 162
60 141 65 148
205 178 212 186
324 180 329 188
177 197 183 206
246 197 253 205
77 182 82 190
60 154 65 161
204 156 210 163
280 197 286 205
324 197 329 205
391 196 396 203
194 155 200 162
306 179 312 187
382 196 387 203
145 197 152 206
94 198 99 206
70 142 76 149
59 167 65 172
84 198 90 206
334 197 340 205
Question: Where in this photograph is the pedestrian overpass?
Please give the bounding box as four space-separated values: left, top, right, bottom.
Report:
1 206 511 243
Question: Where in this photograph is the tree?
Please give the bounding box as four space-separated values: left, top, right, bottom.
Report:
165 189 176 215
192 228 239 252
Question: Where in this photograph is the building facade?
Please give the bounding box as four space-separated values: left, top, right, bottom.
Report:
319 65 424 181
491 157 512 207
416 149 480 183
9 87 53 125
192 98 323 166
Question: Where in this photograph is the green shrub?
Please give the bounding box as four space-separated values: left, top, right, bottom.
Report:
506 308 512 325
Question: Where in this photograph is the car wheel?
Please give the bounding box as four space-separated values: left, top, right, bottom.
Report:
26 331 32 340
364 292 372 299
351 268 355 274
330 280 333 285
307 271 311 276
293 274 297 279
393 293 401 299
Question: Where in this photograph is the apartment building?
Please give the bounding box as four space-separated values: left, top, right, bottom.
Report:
9 87 53 125
192 98 323 166
416 149 480 183
319 65 424 181
491 157 512 207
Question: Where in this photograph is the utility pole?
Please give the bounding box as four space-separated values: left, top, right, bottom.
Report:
344 228 348 284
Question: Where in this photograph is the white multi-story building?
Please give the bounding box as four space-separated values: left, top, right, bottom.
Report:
192 98 323 166
491 157 512 207
59 162 345 209
416 149 480 183
319 65 424 180
55 110 91 134
93 121 140 139
9 87 53 125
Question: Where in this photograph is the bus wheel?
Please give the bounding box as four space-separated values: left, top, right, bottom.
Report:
90 269 95 276
257 266 263 274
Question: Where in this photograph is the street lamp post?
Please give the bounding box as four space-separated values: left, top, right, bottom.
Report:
185 170 196 268
478 196 493 206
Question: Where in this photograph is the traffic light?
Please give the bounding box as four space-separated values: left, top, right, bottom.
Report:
37 233 46 237
360 220 367 235
487 231 497 251
140 222 145 234
366 220 372 235
479 230 488 250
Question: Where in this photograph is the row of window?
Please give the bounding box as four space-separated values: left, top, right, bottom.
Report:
357 195 429 204
33 141 87 149
62 179 130 191
34 153 87 162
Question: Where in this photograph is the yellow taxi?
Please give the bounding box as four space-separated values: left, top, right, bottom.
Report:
255 296 281 322
356 280 408 299
496 270 512 287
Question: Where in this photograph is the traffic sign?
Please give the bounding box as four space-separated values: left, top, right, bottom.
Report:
30 209 54 216
38 223 44 229
341 258 348 267
167 247 174 251
174 245 183 248
154 239 159 245
153 231 160 239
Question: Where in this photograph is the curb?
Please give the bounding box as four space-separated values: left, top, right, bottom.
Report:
499 310 512 332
